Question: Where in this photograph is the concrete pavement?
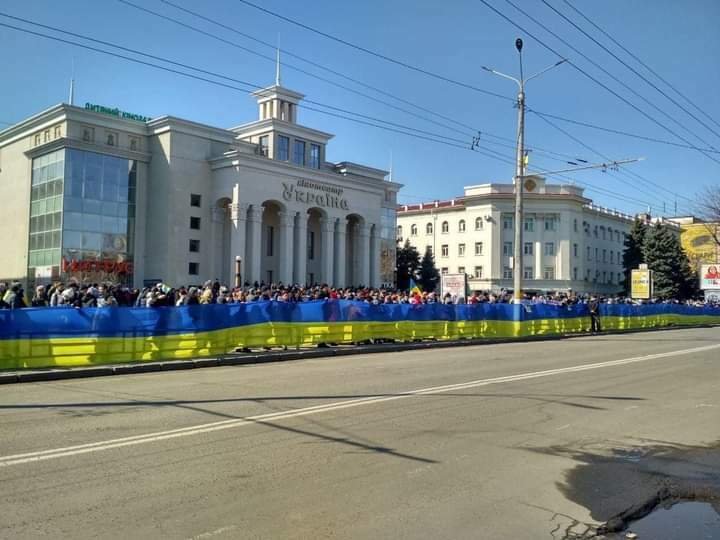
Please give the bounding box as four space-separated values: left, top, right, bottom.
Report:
1 327 719 539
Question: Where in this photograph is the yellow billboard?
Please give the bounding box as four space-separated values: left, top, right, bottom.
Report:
631 269 652 299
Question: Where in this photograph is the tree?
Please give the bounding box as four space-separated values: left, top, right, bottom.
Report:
418 247 440 292
642 224 696 300
697 186 720 248
621 218 647 295
395 240 420 290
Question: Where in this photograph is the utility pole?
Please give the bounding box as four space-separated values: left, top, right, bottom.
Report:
482 40 566 302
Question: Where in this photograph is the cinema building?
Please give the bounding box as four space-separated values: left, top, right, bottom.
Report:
0 82 401 289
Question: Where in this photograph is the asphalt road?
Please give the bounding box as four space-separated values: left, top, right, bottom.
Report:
1 327 719 540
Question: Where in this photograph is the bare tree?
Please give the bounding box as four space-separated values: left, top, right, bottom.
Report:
697 186 720 249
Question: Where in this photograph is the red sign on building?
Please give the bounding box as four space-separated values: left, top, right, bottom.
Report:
61 259 134 274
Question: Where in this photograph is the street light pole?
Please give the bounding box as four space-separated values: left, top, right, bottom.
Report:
482 40 565 302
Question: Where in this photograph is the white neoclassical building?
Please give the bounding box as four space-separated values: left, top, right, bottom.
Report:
0 79 401 289
397 178 635 295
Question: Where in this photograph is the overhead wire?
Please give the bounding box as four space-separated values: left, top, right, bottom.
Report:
559 0 720 132
484 0 720 166
539 0 720 144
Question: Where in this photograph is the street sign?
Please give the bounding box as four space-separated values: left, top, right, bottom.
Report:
699 264 720 290
631 268 652 299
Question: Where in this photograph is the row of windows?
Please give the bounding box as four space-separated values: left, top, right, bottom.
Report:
79 126 141 151
400 218 484 238
503 241 556 256
584 246 623 265
436 266 623 284
272 135 321 169
33 125 63 146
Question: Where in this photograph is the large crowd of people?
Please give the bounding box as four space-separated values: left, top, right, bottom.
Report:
0 279 716 309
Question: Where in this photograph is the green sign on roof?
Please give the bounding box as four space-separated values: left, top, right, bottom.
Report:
84 102 151 123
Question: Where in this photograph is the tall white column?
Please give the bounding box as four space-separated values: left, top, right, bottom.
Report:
320 217 335 285
358 224 371 287
209 205 223 282
229 198 248 285
278 211 294 285
294 212 308 286
369 224 380 288
334 218 347 287
248 204 264 284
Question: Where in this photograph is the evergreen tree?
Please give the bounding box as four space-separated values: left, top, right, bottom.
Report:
642 224 696 300
418 247 440 292
621 219 647 294
395 240 421 290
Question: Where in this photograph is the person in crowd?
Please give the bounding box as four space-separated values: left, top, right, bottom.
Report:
31 285 49 307
3 282 26 309
588 296 602 333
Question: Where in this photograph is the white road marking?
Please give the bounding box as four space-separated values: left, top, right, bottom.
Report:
1 343 718 468
187 525 238 540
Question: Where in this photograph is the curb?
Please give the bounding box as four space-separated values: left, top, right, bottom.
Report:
0 323 717 385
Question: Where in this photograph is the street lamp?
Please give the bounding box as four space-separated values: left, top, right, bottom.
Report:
482 41 566 302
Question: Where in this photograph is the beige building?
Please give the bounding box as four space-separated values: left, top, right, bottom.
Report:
397 178 634 294
0 81 401 289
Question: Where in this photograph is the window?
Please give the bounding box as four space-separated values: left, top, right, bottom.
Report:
587 246 591 261
267 270 273 284
602 227 606 240
188 262 199 275
458 266 466 274
595 270 600 282
293 139 305 166
595 247 599 261
544 242 555 256
594 225 598 238
190 217 201 230
259 135 269 157
603 249 607 262
189 239 200 252
573 218 578 232
610 251 614 263
573 267 578 280
586 269 591 281
616 231 621 243
503 216 513 229
54 125 61 138
617 251 622 264
426 222 433 235
523 266 534 279
190 193 202 207
474 242 483 256
441 221 449 233
397 225 403 239
524 217 534 232
503 266 513 279
129 137 139 151
573 243 578 257
266 225 274 256
524 242 533 255
475 217 483 230
441 244 449 257
276 135 289 161
608 272 613 284
503 241 512 256
602 271 607 283
44 130 50 143
82 127 94 142
106 132 116 146
34 134 41 146
458 243 465 256
308 231 315 260
617 272 622 283
426 245 432 255
458 220 466 232
411 224 418 236
310 143 321 168
474 266 483 278
544 266 555 280
545 218 556 231
441 267 449 275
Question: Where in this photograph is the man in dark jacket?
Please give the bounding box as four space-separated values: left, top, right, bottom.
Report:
588 296 601 333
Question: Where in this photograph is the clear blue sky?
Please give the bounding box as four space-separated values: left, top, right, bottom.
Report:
1 0 718 216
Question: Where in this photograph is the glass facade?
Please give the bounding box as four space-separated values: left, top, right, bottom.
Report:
28 148 137 284
310 144 321 168
293 140 305 166
277 135 289 161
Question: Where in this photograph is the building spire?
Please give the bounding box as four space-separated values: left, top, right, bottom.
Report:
275 35 281 86
69 57 75 106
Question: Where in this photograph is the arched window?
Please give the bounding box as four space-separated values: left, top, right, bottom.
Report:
475 217 483 230
441 221 449 233
458 219 466 232
411 224 418 236
426 222 433 235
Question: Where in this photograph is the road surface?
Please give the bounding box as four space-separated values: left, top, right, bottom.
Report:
1 327 719 539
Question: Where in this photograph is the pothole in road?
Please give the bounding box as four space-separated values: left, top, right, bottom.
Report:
604 500 720 539
526 440 720 539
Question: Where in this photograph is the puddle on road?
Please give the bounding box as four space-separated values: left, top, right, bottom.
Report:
620 501 720 539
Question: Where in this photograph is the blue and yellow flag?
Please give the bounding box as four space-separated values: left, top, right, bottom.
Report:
409 278 421 295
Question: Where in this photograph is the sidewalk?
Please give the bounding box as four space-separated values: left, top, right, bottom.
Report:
1 323 716 384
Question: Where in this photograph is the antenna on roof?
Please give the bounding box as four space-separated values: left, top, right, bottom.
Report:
68 57 75 106
275 34 281 86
